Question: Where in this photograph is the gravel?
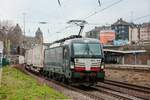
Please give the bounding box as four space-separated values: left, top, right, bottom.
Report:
105 66 150 87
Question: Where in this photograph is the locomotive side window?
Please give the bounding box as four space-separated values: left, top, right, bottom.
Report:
63 46 69 68
63 46 69 59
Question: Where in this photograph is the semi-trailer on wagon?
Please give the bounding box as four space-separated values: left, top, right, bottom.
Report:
25 44 47 72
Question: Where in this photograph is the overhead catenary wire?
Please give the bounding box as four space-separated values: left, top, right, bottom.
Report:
55 24 74 33
98 0 101 7
55 0 124 34
83 0 124 19
57 0 102 7
134 14 150 22
57 0 61 6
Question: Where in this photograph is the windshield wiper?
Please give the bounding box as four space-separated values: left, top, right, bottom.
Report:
89 49 95 57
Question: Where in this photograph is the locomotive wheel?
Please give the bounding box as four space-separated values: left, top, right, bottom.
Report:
58 75 62 82
48 72 51 79
50 72 53 79
67 78 71 84
62 76 67 83
51 72 54 79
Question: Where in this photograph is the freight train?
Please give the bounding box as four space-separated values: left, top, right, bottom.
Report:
25 35 105 86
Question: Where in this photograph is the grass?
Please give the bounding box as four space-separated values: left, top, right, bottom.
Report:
0 66 69 100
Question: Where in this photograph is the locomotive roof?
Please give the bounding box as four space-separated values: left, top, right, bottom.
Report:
48 37 101 48
64 37 100 44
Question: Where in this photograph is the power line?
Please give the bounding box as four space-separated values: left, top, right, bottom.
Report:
134 14 150 21
98 0 101 7
55 25 74 33
54 0 124 34
57 0 61 6
84 0 124 19
57 0 102 7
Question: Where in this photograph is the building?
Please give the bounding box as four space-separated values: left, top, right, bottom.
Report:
140 22 150 41
113 39 129 46
24 27 43 49
104 49 150 65
7 24 23 53
86 19 150 46
129 23 140 42
0 24 43 55
99 30 115 45
85 26 111 39
0 27 6 42
111 18 130 41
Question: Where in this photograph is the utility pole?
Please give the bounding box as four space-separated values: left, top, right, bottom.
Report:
130 11 133 23
23 13 26 49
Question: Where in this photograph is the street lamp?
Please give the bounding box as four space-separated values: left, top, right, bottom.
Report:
38 21 50 43
39 21 50 34
39 21 49 33
39 22 48 24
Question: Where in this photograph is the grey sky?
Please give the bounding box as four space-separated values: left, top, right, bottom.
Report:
0 0 150 42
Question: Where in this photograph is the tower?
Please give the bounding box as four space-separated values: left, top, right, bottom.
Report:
7 24 23 54
35 27 43 44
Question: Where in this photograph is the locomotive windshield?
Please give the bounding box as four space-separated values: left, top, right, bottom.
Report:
73 43 102 57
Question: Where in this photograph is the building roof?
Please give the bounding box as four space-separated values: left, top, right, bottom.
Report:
100 30 115 33
112 18 130 26
141 22 150 28
130 23 139 28
104 49 146 54
87 26 111 33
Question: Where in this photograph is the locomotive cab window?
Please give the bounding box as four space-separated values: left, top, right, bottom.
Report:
73 43 102 57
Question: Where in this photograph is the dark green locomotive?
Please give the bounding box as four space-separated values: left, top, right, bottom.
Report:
43 36 105 86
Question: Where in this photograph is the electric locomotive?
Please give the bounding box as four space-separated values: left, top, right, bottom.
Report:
43 35 105 86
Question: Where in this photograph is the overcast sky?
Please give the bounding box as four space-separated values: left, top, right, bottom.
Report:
0 0 150 42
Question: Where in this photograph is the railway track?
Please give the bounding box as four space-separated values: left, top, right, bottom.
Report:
104 79 150 93
52 81 106 100
96 79 150 100
92 86 141 100
52 80 142 100
15 65 145 100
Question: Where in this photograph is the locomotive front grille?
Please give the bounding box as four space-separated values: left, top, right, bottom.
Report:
75 62 85 67
74 58 102 71
91 63 99 67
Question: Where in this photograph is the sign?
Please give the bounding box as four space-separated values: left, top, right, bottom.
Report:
0 41 3 53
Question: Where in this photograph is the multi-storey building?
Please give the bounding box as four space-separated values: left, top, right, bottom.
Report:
129 23 140 42
140 22 150 41
99 30 115 45
85 26 111 39
111 18 130 41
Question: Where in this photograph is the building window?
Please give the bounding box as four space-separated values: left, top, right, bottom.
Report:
119 26 122 29
115 27 118 30
90 32 92 36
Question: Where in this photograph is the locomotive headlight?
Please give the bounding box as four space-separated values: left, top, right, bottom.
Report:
101 65 104 69
70 65 74 69
70 62 75 69
101 63 105 69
